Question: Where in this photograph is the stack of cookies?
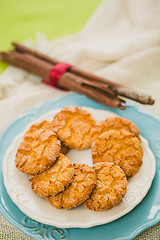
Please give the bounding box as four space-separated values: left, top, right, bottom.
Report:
15 106 143 211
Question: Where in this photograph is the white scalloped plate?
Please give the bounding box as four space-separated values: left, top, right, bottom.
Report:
2 107 156 228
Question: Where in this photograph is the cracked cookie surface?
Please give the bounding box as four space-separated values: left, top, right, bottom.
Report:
30 120 70 154
29 154 74 198
52 106 96 150
84 162 127 211
48 163 97 209
15 121 61 175
92 129 143 177
91 117 140 142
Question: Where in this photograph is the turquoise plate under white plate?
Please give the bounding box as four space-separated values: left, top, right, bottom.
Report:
0 93 160 240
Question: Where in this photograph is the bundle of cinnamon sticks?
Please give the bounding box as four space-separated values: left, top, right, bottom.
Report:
0 42 154 110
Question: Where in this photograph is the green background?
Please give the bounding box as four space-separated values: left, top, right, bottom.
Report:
0 0 101 73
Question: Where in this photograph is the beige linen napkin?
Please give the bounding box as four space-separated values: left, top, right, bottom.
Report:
0 0 160 238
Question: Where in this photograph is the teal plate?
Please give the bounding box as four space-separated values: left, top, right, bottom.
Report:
0 94 160 240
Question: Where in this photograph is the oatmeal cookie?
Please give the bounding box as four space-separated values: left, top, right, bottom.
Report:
92 129 143 177
84 162 127 211
48 163 96 209
15 122 61 175
52 106 96 150
29 154 74 198
91 117 140 142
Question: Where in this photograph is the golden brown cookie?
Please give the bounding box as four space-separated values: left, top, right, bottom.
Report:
91 117 140 142
52 106 96 150
48 163 97 209
84 162 127 211
29 154 74 198
15 122 61 175
92 129 143 177
26 120 52 132
28 120 70 154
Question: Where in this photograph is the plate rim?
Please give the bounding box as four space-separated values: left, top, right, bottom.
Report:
2 107 156 228
0 93 160 239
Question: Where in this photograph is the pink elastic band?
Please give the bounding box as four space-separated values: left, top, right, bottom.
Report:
42 62 71 89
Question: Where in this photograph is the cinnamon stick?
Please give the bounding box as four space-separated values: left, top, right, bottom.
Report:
0 50 124 109
59 72 124 109
12 42 121 87
112 87 155 105
12 42 154 105
0 51 52 81
66 75 116 98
